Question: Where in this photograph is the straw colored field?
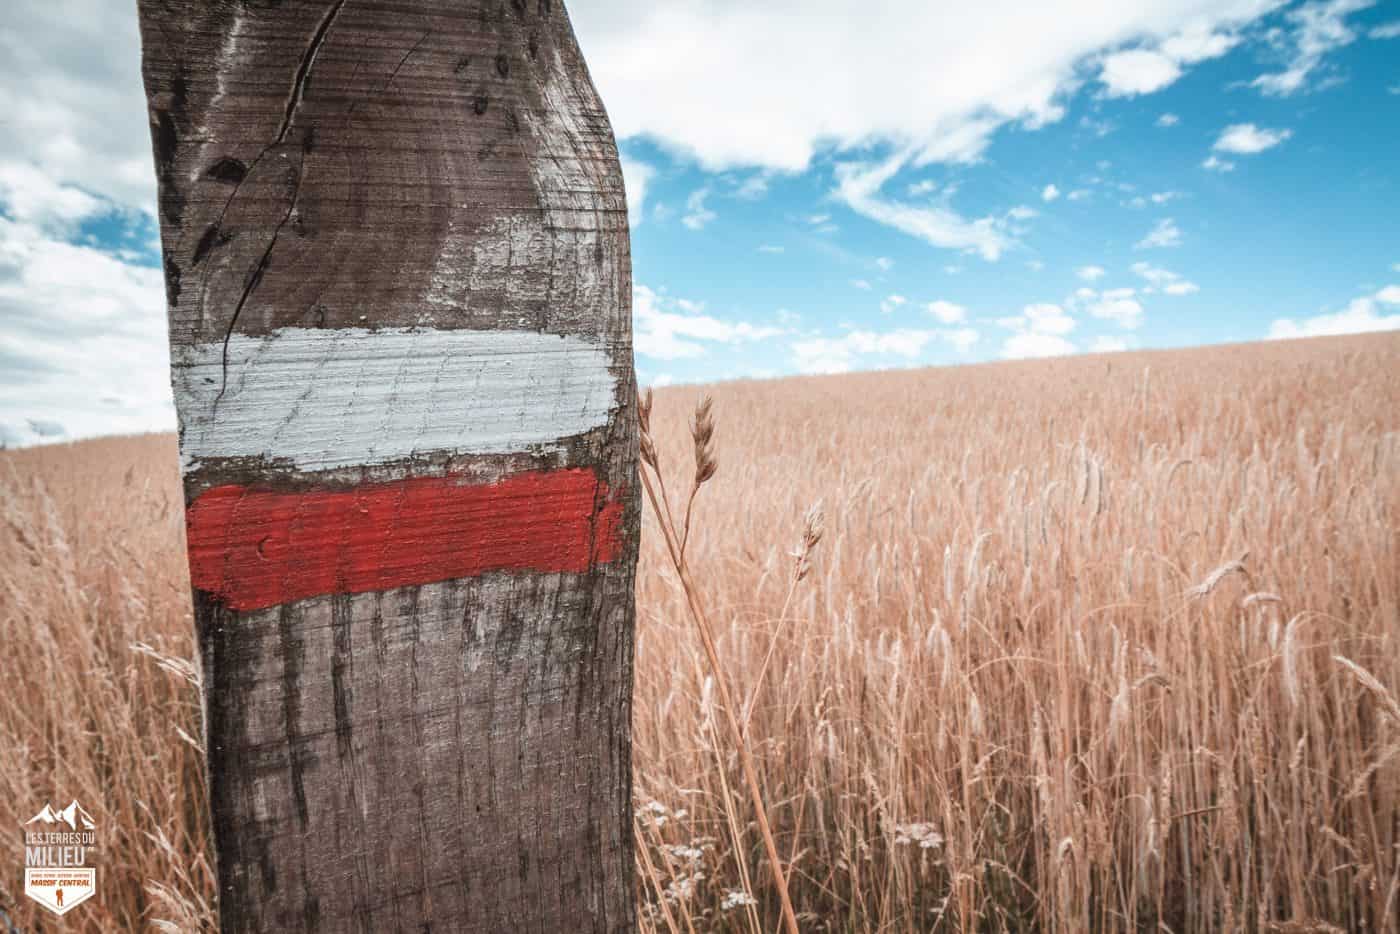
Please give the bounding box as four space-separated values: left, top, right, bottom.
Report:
2 332 1397 932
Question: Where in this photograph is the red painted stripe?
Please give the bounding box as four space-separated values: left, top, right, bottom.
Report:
186 468 624 611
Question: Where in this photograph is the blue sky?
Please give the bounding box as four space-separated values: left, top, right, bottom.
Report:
1 0 1398 443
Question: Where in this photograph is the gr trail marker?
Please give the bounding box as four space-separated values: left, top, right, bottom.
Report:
136 2 638 930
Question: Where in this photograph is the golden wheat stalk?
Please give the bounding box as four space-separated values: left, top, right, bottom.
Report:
637 390 802 934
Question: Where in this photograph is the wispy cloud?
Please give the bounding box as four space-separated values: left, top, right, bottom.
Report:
1135 218 1182 249
1269 285 1400 339
1251 0 1373 96
734 173 771 200
682 188 717 230
880 294 908 314
633 285 783 359
1131 261 1199 295
791 328 937 374
834 155 1014 261
1078 287 1145 328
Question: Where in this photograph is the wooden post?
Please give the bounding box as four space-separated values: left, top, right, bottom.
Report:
136 2 638 930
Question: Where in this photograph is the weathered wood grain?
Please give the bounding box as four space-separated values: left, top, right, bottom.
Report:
136 1 638 929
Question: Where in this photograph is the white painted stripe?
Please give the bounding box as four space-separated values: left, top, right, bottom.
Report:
174 327 617 471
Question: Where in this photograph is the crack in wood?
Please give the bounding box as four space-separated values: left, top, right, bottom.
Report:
276 0 350 145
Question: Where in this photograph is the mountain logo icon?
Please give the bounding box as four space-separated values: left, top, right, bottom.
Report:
25 800 95 831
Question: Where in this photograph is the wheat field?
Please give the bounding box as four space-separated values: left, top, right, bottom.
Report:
2 332 1397 932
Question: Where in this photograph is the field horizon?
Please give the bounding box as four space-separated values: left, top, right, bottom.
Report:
3 330 1398 931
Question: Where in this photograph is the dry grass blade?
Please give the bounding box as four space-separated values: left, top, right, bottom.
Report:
743 504 824 733
639 396 801 934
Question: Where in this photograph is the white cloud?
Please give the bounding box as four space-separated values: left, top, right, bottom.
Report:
1150 191 1181 204
734 173 771 200
757 244 785 254
1156 112 1181 127
572 0 1284 174
682 188 717 230
1131 261 1199 294
1161 27 1243 62
906 179 938 197
1080 116 1117 137
1251 0 1374 96
1370 21 1400 39
1269 285 1400 339
620 158 656 227
998 302 1077 358
1042 184 1061 202
927 300 967 324
0 2 155 216
880 294 908 314
1099 49 1183 96
0 214 173 441
1077 265 1107 282
0 0 1291 222
1098 23 1243 97
834 156 1013 260
1002 332 1077 359
1213 122 1293 153
1083 287 1145 328
944 328 979 352
633 284 783 359
875 256 895 271
850 279 873 290
1091 336 1132 352
1135 217 1182 249
1202 154 1236 172
1024 303 1076 335
0 162 105 231
791 328 937 374
1066 189 1092 201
